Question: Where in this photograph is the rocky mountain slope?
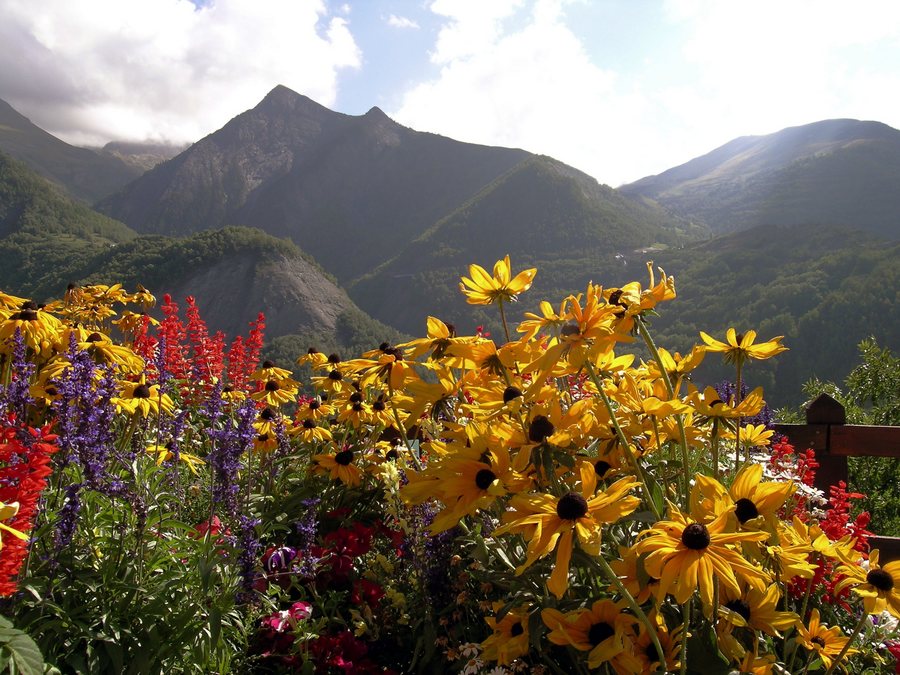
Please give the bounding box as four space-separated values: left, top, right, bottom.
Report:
622 119 900 238
0 97 143 203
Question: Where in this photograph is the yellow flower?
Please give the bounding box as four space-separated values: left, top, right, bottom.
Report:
313 447 362 486
699 328 787 366
0 501 28 550
835 549 900 617
718 583 799 636
634 503 770 613
541 599 641 673
493 476 640 598
146 444 206 475
459 255 536 305
113 379 175 417
795 608 857 670
481 604 531 666
250 377 299 407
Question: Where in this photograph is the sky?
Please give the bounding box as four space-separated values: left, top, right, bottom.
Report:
2 0 900 186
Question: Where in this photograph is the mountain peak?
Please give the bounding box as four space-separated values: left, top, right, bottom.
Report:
365 106 388 119
256 85 334 118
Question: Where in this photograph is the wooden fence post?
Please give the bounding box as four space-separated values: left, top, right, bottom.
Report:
806 393 847 493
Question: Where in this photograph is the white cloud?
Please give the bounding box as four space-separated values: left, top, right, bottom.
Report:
0 0 361 145
386 14 420 30
392 0 652 185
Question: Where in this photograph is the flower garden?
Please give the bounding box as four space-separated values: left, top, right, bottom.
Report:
0 257 896 674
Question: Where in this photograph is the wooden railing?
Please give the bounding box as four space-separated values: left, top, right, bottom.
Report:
774 393 900 560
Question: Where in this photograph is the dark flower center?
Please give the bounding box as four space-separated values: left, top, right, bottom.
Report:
327 353 341 364
588 622 614 646
560 323 580 338
328 370 342 381
734 498 760 524
867 568 895 591
510 622 524 637
350 392 363 403
475 469 497 490
302 419 316 429
262 360 275 369
22 300 38 311
503 386 523 403
681 523 711 550
444 322 456 338
528 415 555 443
594 460 611 477
260 408 276 420
812 637 826 648
725 599 751 621
707 398 724 408
385 449 399 460
379 342 391 351
133 384 151 399
12 309 38 321
307 347 319 355
45 385 58 395
86 332 104 342
335 450 354 466
735 333 745 344
373 400 386 412
556 492 589 520
608 289 627 310
265 380 280 391
223 385 234 393
309 400 321 410
258 433 270 442
352 402 364 412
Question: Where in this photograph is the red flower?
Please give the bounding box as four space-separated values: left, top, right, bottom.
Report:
352 579 384 607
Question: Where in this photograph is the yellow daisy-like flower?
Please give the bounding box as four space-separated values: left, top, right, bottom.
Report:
541 599 641 673
480 604 531 666
493 476 640 598
718 583 799 636
692 463 794 531
250 377 299 407
312 447 362 487
835 549 900 618
0 501 28 550
113 379 175 417
459 255 537 305
0 301 63 356
290 418 333 444
634 502 770 612
146 444 206 475
699 328 787 366
795 608 857 670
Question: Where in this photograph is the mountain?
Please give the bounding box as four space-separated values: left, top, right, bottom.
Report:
0 97 143 203
97 85 534 281
349 155 694 334
622 119 900 239
96 141 189 172
0 150 137 295
647 222 900 405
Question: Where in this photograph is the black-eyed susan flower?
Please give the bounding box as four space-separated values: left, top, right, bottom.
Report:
113 379 175 417
290 418 333 444
699 328 787 366
313 446 362 486
493 476 640 598
795 608 857 670
634 502 770 612
541 598 642 673
251 377 299 407
0 301 63 356
480 603 531 665
459 255 536 306
718 583 799 636
146 443 205 475
835 549 900 618
0 501 28 551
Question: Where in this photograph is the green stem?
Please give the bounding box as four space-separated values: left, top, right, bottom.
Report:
585 362 661 521
636 317 691 502
388 381 423 471
680 598 691 675
497 298 512 344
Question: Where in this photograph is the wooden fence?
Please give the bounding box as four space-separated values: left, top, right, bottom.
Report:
773 393 900 560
